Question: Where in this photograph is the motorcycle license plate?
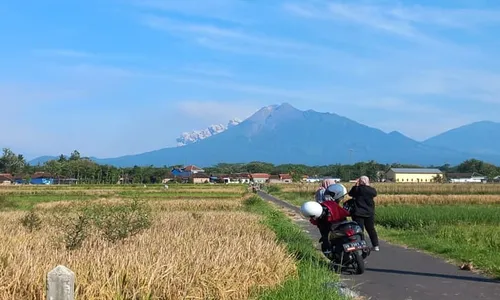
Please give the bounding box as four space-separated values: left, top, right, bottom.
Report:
343 240 367 252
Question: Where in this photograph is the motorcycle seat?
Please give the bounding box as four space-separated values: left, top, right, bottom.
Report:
331 220 359 230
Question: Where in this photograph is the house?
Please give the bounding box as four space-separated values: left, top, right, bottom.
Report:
268 175 281 183
447 172 488 183
279 174 293 183
269 174 293 183
233 173 251 183
30 172 54 185
53 177 79 185
13 176 26 184
191 173 210 184
250 173 270 183
162 174 174 184
171 168 191 178
171 165 205 178
385 168 443 183
0 173 13 185
184 165 205 174
217 173 251 184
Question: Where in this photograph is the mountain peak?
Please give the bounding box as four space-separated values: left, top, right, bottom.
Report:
467 120 499 127
276 102 296 109
423 120 500 156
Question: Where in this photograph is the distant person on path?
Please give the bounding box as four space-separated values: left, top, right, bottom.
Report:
315 178 337 203
348 176 380 251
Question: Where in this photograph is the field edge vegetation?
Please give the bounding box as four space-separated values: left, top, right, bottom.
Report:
243 195 348 300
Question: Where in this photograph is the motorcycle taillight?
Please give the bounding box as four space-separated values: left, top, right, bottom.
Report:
345 228 355 236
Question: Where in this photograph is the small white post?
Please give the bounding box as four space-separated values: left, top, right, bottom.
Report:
46 265 75 300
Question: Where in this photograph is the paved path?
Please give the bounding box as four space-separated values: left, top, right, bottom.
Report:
257 191 500 300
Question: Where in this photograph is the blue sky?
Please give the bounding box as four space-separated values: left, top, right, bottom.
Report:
2 0 500 159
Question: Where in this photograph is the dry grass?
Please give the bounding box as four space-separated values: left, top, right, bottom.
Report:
375 194 500 205
279 182 500 194
0 210 296 299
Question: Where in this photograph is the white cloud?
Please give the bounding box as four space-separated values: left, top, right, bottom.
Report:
32 49 96 58
31 49 144 61
285 1 500 31
139 14 346 60
168 76 343 101
396 69 500 104
133 0 254 24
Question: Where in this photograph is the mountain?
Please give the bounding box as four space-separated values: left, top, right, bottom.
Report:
176 119 242 146
423 121 500 157
51 103 496 167
27 103 500 167
29 155 59 166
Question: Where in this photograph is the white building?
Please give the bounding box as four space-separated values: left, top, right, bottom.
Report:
305 177 341 183
448 172 488 183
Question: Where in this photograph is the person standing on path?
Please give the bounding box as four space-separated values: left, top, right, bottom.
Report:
348 175 380 251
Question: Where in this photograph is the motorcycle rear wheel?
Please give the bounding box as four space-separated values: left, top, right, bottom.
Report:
353 251 365 274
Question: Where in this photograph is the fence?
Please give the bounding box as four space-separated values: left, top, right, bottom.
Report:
46 265 75 300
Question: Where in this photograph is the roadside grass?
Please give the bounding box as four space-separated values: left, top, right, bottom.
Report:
375 205 500 279
269 191 311 206
244 196 346 300
376 225 500 279
376 205 500 228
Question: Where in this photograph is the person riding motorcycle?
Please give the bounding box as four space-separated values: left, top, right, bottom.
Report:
301 183 350 258
315 178 337 203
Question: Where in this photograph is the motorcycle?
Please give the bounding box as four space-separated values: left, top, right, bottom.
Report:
324 199 370 274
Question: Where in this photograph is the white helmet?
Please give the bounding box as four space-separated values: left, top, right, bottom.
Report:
325 183 347 201
300 201 323 219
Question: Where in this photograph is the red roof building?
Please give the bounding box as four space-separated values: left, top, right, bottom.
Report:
0 173 13 183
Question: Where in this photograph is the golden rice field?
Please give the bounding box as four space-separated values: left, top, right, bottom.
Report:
280 182 500 195
0 184 298 299
271 184 500 205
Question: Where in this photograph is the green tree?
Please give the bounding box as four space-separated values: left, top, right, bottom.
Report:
69 150 81 161
0 148 26 174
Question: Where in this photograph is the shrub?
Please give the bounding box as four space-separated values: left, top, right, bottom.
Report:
63 213 89 250
55 198 153 249
90 198 152 242
20 210 42 232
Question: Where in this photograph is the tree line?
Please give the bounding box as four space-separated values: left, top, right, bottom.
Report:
1 148 499 184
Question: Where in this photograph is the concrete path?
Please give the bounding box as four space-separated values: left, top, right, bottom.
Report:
257 191 500 300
